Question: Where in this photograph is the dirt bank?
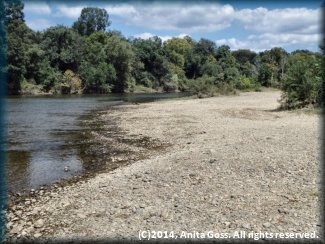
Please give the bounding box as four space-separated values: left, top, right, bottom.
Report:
5 91 321 242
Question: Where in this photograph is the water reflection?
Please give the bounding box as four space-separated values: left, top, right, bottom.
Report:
6 93 190 192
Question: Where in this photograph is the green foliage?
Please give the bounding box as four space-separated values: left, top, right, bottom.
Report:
280 52 321 109
105 34 135 92
234 76 260 91
63 69 82 94
6 19 31 94
79 61 116 93
3 5 322 111
232 49 257 65
41 25 84 71
162 74 179 92
4 0 24 24
182 75 235 97
184 75 217 97
73 7 110 36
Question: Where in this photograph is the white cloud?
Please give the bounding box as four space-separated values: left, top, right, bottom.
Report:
104 5 137 16
134 32 155 39
54 4 86 19
216 33 321 52
39 3 320 36
103 3 320 36
133 32 189 43
106 3 235 33
24 2 321 50
26 18 54 31
24 2 51 15
235 7 320 35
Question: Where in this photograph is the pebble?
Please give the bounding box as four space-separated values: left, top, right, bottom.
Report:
209 159 217 164
242 223 251 229
34 233 42 238
77 213 87 219
224 222 231 227
263 222 272 228
11 225 22 234
34 219 44 228
4 93 319 240
278 208 289 214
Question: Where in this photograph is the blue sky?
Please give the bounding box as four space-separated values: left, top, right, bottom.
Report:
23 1 322 52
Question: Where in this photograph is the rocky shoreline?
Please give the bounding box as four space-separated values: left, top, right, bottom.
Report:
4 91 322 242
5 104 171 242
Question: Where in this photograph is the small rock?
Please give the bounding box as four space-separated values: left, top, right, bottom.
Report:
76 213 87 219
211 200 217 205
224 222 231 227
6 222 13 228
34 233 42 238
11 225 23 234
160 210 169 219
278 208 289 214
34 219 44 228
209 159 217 164
263 222 272 228
242 223 251 229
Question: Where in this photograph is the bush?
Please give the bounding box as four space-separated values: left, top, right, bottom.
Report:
184 75 234 97
235 76 261 91
280 53 321 109
162 74 178 92
64 69 83 94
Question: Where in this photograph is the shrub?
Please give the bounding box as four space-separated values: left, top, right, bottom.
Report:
64 69 83 94
280 53 321 109
162 74 178 92
235 76 261 91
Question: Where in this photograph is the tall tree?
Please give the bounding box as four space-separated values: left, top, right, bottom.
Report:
105 33 135 92
41 25 85 71
73 7 110 36
4 0 27 94
4 0 24 24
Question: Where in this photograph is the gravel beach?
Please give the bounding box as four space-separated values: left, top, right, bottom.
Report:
5 91 322 242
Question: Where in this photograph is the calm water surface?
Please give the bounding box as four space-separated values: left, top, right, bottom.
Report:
6 93 189 192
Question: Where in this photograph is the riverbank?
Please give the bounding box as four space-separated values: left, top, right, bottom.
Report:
5 91 321 242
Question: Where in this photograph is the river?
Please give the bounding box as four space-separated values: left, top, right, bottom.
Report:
5 93 190 193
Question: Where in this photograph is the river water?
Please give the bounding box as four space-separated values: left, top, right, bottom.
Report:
5 93 189 193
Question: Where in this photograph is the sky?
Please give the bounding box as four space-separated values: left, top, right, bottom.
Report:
23 1 323 52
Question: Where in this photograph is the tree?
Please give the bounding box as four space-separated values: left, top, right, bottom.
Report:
79 32 115 93
41 25 85 71
73 7 110 36
132 36 171 87
4 0 27 94
4 0 24 24
164 37 195 79
6 20 31 94
105 33 135 92
280 52 321 109
232 49 257 65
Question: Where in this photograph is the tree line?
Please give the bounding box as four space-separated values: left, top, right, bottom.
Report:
2 1 323 109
